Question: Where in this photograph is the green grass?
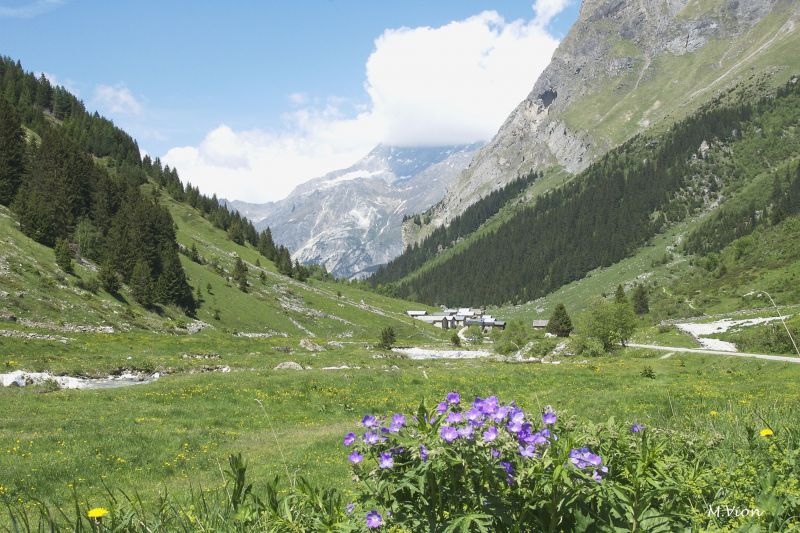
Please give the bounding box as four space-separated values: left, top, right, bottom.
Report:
2 349 799 520
562 6 800 152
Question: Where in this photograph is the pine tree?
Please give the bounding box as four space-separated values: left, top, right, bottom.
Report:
156 249 196 311
54 238 73 273
632 284 649 315
130 259 154 307
546 303 573 337
614 284 628 304
232 256 248 292
98 260 121 294
0 97 25 205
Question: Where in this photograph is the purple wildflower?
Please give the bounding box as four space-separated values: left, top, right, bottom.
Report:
391 413 406 428
509 409 525 425
519 444 536 458
631 423 645 433
436 401 448 413
491 447 501 458
569 447 603 470
364 431 385 445
378 452 394 469
507 419 524 433
457 425 474 440
348 451 364 464
440 425 459 443
500 461 514 474
345 502 355 515
592 466 609 482
343 432 356 446
542 410 557 426
465 407 483 423
366 510 383 528
446 392 461 405
446 411 463 424
479 396 499 415
492 406 510 422
483 426 499 443
419 445 428 462
362 415 378 428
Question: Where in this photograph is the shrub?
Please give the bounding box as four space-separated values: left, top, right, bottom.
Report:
378 326 396 349
569 335 606 357
450 332 461 347
342 393 707 531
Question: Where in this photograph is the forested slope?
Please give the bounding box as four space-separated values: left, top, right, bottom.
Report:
381 79 800 307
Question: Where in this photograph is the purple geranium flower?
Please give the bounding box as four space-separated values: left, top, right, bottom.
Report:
440 425 459 443
465 407 483 423
457 425 474 440
542 409 557 426
343 432 356 446
479 396 499 415
419 445 428 462
436 401 448 413
592 466 609 482
446 392 461 405
364 431 385 445
491 447 501 458
349 451 364 464
507 419 524 434
519 444 536 458
362 415 378 428
366 510 383 528
483 426 499 443
509 409 525 425
631 423 645 433
446 411 463 424
569 447 603 470
378 452 394 469
345 502 355 515
492 406 510 423
500 461 514 474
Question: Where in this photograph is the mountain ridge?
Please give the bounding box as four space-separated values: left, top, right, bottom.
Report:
228 143 480 279
408 0 800 240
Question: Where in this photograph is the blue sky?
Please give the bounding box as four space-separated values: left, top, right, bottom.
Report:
1 0 580 201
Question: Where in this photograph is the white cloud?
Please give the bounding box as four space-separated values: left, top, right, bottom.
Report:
164 1 568 203
91 84 143 116
0 0 63 18
533 0 571 27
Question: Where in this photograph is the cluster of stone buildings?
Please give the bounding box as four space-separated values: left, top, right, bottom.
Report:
405 308 506 331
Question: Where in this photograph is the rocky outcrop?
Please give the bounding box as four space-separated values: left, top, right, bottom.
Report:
416 0 800 234
229 144 479 278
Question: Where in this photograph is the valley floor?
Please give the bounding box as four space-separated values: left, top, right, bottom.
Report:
2 331 798 525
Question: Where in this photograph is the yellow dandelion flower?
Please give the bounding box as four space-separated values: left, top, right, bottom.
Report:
709 411 718 417
759 428 774 438
87 507 109 519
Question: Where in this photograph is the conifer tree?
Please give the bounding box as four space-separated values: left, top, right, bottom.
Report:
232 256 248 292
54 238 73 273
546 303 573 337
614 284 628 305
98 260 121 294
0 97 25 205
632 284 649 315
130 259 154 307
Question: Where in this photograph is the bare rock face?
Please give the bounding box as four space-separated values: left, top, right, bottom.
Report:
229 143 479 279
415 0 800 235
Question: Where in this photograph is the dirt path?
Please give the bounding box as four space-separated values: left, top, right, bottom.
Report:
627 343 800 364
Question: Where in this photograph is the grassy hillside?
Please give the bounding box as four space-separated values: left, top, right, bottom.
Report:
0 194 440 354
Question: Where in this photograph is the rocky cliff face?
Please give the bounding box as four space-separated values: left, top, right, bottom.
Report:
413 0 799 237
228 144 479 279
